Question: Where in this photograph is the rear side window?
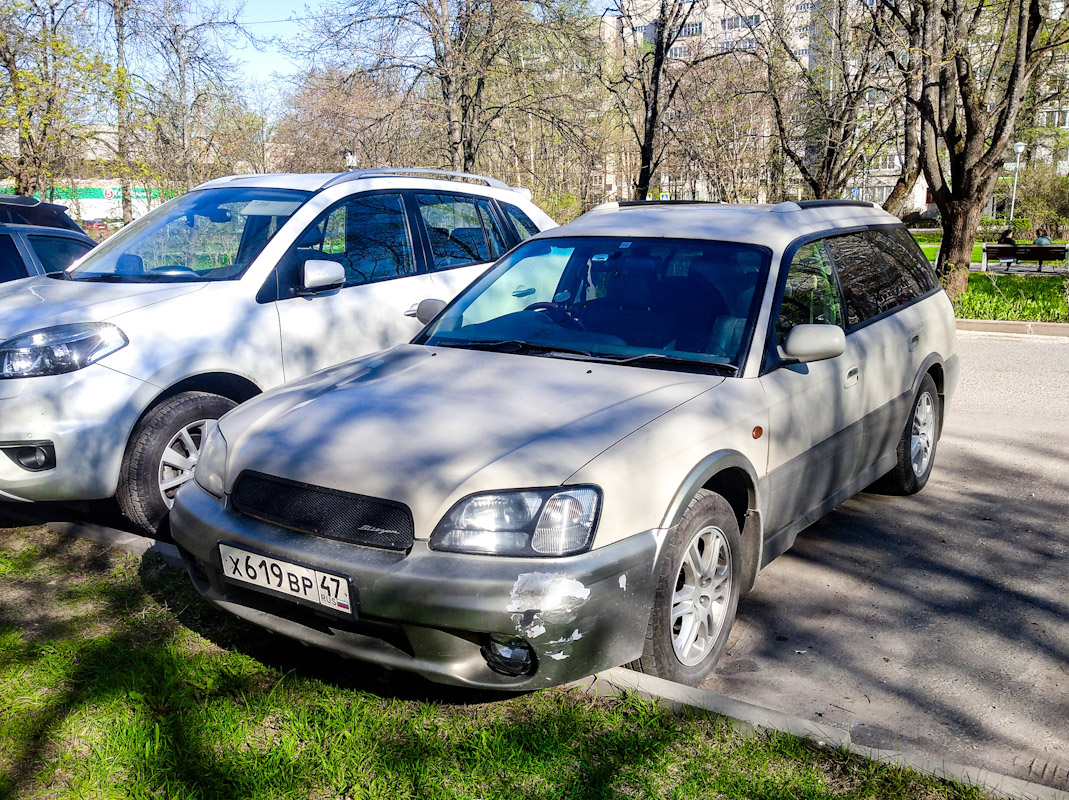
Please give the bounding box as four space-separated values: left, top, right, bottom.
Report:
416 193 504 270
502 203 541 241
825 232 906 325
867 228 939 297
27 234 93 272
0 234 27 282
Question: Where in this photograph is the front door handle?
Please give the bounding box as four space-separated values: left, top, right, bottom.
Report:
844 366 860 388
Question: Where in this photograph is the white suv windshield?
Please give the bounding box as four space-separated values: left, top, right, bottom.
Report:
66 187 311 283
420 236 770 371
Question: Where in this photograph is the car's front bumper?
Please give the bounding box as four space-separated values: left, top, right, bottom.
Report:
171 480 662 689
0 365 152 502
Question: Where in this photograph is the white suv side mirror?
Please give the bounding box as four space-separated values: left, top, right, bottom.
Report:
780 324 846 363
301 260 345 293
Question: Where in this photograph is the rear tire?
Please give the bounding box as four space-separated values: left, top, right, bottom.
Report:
630 489 741 686
878 373 940 495
117 391 236 536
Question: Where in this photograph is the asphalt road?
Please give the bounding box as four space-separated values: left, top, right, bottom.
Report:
701 332 1069 790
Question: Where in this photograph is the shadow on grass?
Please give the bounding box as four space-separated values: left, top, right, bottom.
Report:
1 534 686 799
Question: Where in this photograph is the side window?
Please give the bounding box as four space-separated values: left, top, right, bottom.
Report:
0 234 28 282
295 193 415 288
416 193 496 269
26 235 93 273
476 199 507 259
868 228 939 297
774 240 845 346
501 202 541 241
824 232 892 325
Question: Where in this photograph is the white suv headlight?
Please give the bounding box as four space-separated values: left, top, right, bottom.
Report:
430 487 601 557
0 323 128 379
193 421 228 498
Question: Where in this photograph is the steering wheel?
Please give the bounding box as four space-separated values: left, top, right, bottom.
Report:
524 301 585 330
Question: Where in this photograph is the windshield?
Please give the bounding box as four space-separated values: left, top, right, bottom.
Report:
66 187 311 283
418 236 771 371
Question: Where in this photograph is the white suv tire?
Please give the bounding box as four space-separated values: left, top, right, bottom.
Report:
117 391 236 536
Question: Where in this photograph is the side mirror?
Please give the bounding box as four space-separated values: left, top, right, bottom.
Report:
405 298 447 325
780 324 846 363
301 259 345 293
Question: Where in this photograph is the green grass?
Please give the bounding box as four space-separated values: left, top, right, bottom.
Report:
954 273 1069 322
0 526 985 799
918 242 983 264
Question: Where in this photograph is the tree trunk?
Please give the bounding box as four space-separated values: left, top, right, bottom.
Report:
936 199 981 299
115 0 133 224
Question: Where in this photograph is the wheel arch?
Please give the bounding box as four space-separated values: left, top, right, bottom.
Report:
659 450 765 593
129 371 262 442
912 354 945 432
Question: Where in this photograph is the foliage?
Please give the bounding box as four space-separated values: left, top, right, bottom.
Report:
978 217 1034 242
0 526 985 799
953 273 1069 322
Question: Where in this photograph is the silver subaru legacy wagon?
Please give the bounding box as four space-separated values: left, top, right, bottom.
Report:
171 199 958 689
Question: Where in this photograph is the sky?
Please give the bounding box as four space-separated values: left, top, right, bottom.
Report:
227 0 313 83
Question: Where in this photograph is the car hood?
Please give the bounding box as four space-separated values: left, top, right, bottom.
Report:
0 275 206 340
220 344 723 536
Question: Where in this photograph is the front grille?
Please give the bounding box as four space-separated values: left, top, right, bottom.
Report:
230 471 415 551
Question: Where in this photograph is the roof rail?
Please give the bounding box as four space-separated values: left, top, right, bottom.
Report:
770 199 880 213
617 200 722 208
319 168 515 192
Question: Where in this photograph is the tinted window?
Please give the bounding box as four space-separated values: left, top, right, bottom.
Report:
27 234 93 272
774 240 845 347
825 232 895 325
297 193 415 287
868 227 939 297
476 199 507 259
502 203 541 241
0 234 27 282
416 193 498 269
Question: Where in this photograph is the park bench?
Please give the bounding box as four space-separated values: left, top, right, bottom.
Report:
980 242 1067 272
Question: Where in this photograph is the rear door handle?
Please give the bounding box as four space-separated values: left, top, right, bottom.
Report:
909 333 921 351
844 366 859 387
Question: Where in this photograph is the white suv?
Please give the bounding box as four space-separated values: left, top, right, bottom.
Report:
0 169 553 533
170 200 958 689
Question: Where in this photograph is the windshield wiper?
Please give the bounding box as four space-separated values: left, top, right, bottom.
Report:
607 352 739 376
434 339 593 357
68 274 129 282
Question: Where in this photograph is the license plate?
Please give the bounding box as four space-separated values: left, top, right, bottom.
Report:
219 544 352 614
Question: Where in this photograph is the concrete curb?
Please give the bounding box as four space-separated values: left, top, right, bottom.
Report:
573 667 1069 800
47 521 184 568
957 319 1069 337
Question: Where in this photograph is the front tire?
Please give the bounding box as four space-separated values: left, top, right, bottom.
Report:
878 373 940 495
631 489 741 686
117 391 236 536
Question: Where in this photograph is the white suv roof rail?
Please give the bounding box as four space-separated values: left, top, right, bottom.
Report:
319 168 516 192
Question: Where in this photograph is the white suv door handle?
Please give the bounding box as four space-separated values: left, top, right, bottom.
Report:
909 333 921 351
844 366 860 387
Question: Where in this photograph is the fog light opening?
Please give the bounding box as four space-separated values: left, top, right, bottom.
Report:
1 442 56 472
481 633 536 677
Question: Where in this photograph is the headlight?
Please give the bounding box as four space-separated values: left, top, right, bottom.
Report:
0 323 128 379
193 421 228 498
430 487 601 557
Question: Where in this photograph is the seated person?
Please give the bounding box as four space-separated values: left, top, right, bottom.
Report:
997 229 1016 245
1033 228 1053 245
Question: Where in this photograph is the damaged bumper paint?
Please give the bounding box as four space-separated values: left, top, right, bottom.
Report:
171 480 660 689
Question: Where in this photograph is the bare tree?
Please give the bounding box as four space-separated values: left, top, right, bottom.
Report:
311 0 557 172
889 0 1069 295
744 0 896 199
599 0 724 200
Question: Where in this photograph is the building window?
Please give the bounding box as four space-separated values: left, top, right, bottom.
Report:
721 14 760 30
676 21 703 37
